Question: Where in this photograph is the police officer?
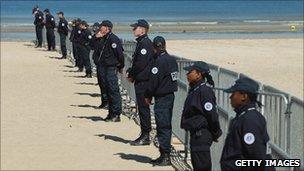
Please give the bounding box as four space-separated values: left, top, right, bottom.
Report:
144 36 178 166
220 77 272 171
127 19 153 146
44 9 56 51
57 11 68 59
90 22 108 108
95 20 124 122
32 6 44 48
181 61 222 171
70 18 83 70
78 20 92 78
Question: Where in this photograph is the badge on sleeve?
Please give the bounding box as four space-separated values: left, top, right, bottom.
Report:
204 102 213 111
151 67 158 74
112 43 117 48
171 71 178 81
39 16 42 19
244 133 255 145
140 49 147 55
62 23 65 26
78 30 81 34
88 35 92 39
51 18 54 21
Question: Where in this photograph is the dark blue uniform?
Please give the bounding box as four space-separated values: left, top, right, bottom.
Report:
33 10 44 47
78 28 92 75
98 32 124 118
181 79 222 171
144 51 178 153
71 27 84 70
57 17 69 57
128 34 153 134
45 13 56 50
220 103 271 171
90 33 108 105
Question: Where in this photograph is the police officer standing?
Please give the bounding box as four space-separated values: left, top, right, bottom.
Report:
220 77 272 171
181 61 222 171
57 11 68 59
78 20 92 78
32 6 44 48
70 18 83 70
127 19 154 146
90 22 108 108
95 20 124 122
144 36 178 166
44 9 56 51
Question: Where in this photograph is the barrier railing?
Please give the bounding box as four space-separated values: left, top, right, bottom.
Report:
45 31 303 170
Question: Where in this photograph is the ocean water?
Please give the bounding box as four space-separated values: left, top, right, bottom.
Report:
1 0 303 40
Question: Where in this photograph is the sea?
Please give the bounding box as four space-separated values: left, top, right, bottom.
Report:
1 0 303 41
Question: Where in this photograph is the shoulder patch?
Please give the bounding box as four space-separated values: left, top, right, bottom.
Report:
39 16 42 19
111 43 117 48
78 30 81 34
244 133 255 145
140 49 147 55
62 23 65 26
171 71 178 81
88 35 92 39
51 18 54 21
204 102 213 111
151 67 158 74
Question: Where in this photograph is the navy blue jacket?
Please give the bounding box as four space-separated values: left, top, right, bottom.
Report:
181 79 222 151
45 14 55 29
128 34 153 82
95 32 124 69
220 103 270 171
79 28 92 47
144 51 178 98
57 18 69 36
34 11 44 28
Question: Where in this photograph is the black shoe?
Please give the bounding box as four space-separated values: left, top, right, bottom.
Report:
151 153 171 166
86 74 92 78
60 56 67 59
105 115 121 122
77 68 83 72
130 132 150 146
99 101 108 109
35 45 42 48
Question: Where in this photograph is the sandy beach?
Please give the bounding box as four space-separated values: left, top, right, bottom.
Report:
167 38 303 99
0 41 174 170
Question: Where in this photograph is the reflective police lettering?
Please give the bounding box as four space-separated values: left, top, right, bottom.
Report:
204 102 213 111
140 48 147 55
170 72 178 81
151 67 158 74
244 133 255 145
111 43 117 48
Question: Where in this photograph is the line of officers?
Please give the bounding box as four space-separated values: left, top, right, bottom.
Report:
33 7 274 171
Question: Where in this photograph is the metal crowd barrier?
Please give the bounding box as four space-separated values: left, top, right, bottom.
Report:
44 30 303 171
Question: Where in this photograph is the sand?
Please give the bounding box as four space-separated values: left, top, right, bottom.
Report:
0 41 173 170
167 38 304 99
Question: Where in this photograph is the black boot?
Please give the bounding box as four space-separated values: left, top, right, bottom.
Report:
105 115 121 122
99 101 108 109
85 73 92 78
151 152 171 166
130 132 150 146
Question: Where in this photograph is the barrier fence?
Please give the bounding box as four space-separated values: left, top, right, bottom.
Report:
43 30 303 171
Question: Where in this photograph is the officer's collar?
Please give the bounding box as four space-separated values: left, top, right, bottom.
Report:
154 50 167 59
189 79 206 92
136 34 148 42
234 103 256 117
